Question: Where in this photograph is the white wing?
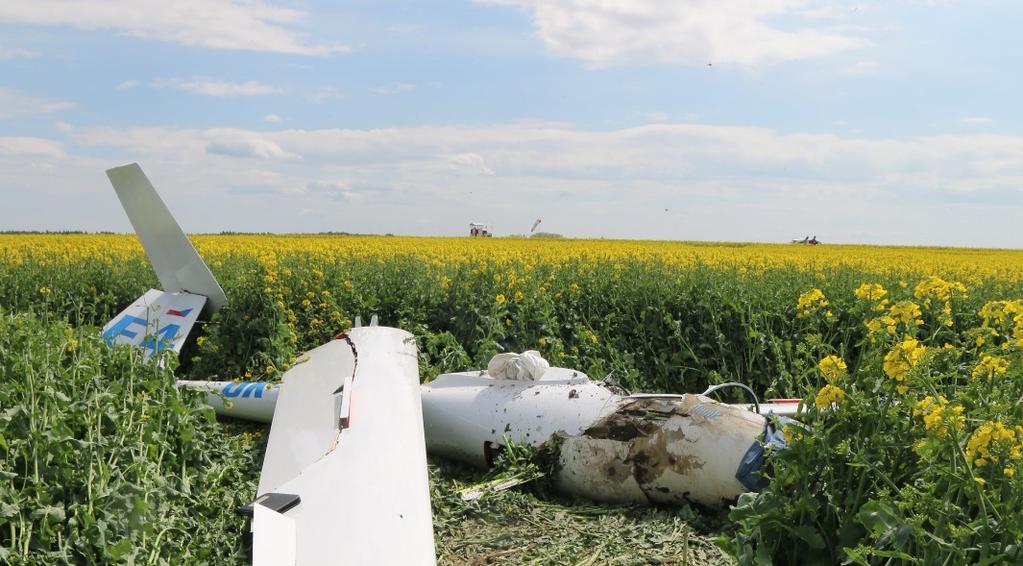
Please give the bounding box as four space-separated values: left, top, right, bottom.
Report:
254 326 436 565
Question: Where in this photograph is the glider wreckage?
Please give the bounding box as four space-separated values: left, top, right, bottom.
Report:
101 164 799 565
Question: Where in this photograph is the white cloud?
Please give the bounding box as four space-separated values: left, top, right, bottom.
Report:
481 0 870 67
0 88 73 120
205 130 301 160
370 83 415 95
640 111 669 122
37 120 1023 245
0 136 65 158
264 113 283 124
151 77 283 97
447 152 495 175
117 80 138 90
67 122 1023 196
307 181 369 203
0 0 348 56
843 60 878 75
962 116 993 125
307 87 343 103
0 46 36 59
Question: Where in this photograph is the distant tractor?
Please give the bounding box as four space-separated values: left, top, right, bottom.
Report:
469 223 492 237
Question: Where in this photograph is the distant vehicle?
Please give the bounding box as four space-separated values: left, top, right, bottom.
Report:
469 222 492 237
791 235 820 245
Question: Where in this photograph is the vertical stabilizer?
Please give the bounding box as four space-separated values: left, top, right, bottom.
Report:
106 163 227 313
102 289 207 360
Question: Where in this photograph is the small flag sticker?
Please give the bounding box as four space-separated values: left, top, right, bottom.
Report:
166 308 193 317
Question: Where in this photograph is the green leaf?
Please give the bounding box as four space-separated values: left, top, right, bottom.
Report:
30 504 65 524
108 538 133 560
789 525 826 549
0 502 18 518
857 499 913 550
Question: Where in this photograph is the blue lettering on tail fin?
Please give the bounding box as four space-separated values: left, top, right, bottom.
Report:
104 314 180 356
140 323 181 356
103 315 148 346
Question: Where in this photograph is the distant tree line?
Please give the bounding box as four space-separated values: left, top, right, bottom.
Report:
0 230 116 234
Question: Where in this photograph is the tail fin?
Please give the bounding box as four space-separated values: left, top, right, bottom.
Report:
106 163 227 313
102 288 206 360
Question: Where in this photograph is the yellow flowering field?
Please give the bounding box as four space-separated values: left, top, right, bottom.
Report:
4 233 1023 283
4 233 1023 563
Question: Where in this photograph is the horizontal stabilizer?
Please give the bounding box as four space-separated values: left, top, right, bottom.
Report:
106 163 227 313
101 289 206 360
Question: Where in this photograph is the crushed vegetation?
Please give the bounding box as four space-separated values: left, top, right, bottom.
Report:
430 445 734 565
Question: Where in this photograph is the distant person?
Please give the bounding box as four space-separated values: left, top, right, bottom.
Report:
809 235 818 245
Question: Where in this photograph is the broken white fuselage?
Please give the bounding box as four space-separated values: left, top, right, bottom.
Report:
421 369 786 509
186 366 794 510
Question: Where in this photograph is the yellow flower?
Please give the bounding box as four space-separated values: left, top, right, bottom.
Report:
972 354 1009 380
976 300 1023 350
854 283 887 302
966 421 1023 469
782 424 804 443
913 395 964 438
495 293 506 305
883 336 926 386
797 288 829 318
818 355 848 384
514 290 524 302
814 384 846 409
865 315 898 338
888 301 923 327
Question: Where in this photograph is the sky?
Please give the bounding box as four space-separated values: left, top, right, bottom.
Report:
1 0 1021 247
